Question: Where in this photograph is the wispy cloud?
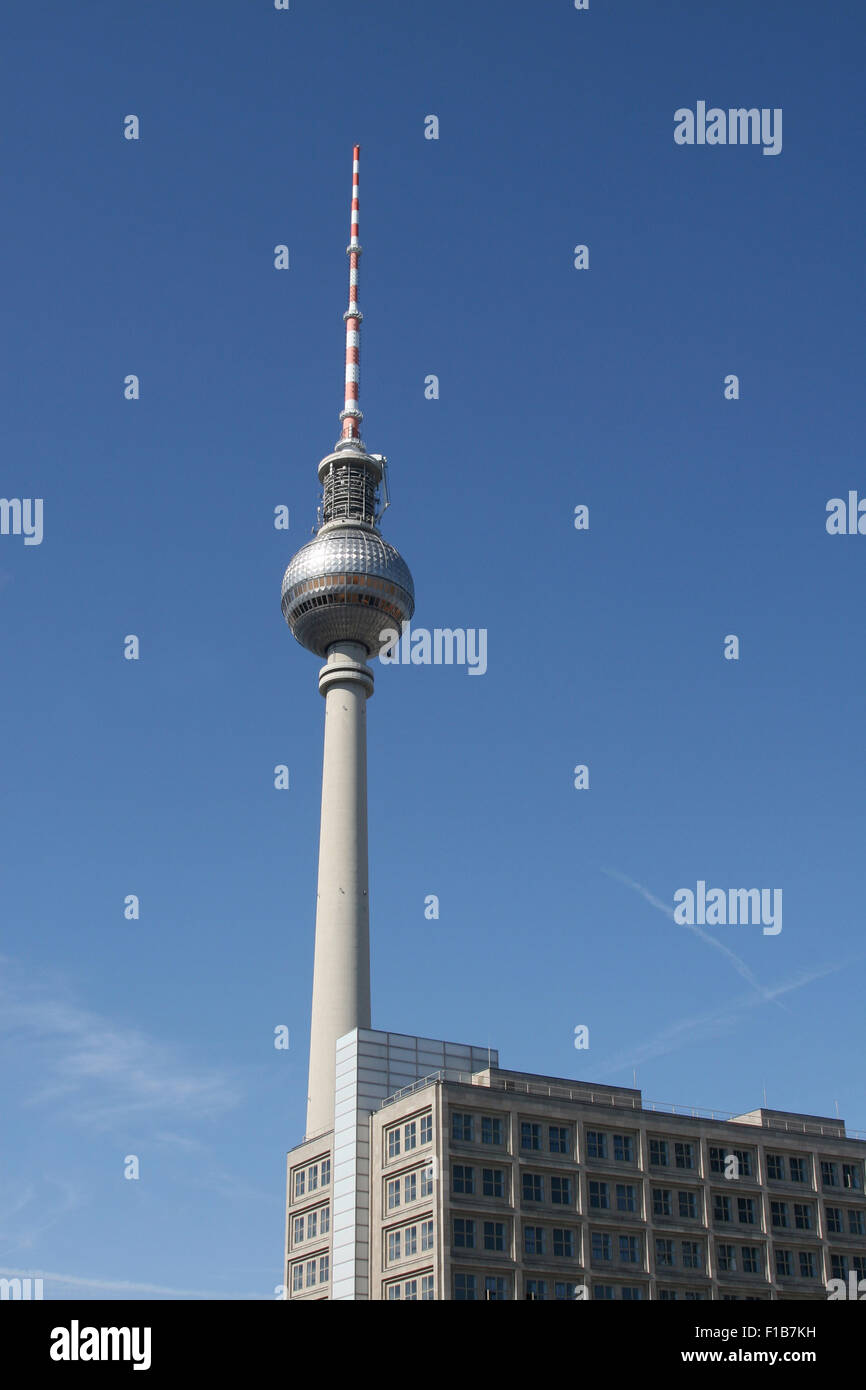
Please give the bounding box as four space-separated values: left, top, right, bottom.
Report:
0 958 241 1130
0 1177 83 1254
0 1266 267 1300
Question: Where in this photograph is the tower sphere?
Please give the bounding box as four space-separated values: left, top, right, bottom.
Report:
281 518 414 659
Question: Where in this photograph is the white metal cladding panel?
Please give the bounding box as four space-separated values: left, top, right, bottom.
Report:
331 1027 500 1299
331 1034 361 1301
357 1088 387 1108
358 1066 393 1084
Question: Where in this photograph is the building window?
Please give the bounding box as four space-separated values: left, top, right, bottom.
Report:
522 1174 544 1203
616 1183 637 1214
404 1279 418 1300
454 1274 476 1301
305 1259 317 1288
589 1180 610 1210
675 1142 695 1170
799 1252 817 1279
404 1121 417 1151
656 1238 675 1268
826 1206 843 1234
521 1122 542 1151
659 1289 677 1301
848 1209 866 1236
320 1206 330 1235
387 1179 400 1210
775 1249 793 1278
591 1232 612 1262
586 1130 607 1160
740 1246 759 1275
709 1146 726 1174
619 1235 639 1264
421 1164 434 1197
737 1197 756 1226
485 1276 507 1301
484 1221 505 1252
388 1230 401 1262
524 1225 544 1256
481 1115 503 1145
404 1225 418 1257
404 1171 417 1204
789 1156 807 1183
821 1161 840 1189
553 1228 575 1258
308 1165 318 1193
843 1164 863 1191
306 1209 318 1240
420 1114 432 1146
293 1216 304 1244
714 1194 732 1224
733 1149 753 1178
653 1189 672 1218
388 1128 400 1159
452 1165 474 1196
593 1284 615 1300
766 1153 784 1181
555 1282 580 1300
291 1263 303 1292
717 1244 736 1273
682 1241 702 1270
549 1126 570 1154
552 1176 572 1205
794 1203 813 1231
320 1158 330 1187
649 1139 669 1167
679 1190 698 1220
770 1201 790 1229
614 1134 634 1163
830 1254 847 1280
421 1274 434 1300
526 1279 546 1301
294 1171 305 1199
421 1219 434 1251
621 1286 643 1300
483 1168 504 1199
453 1218 475 1249
452 1113 474 1143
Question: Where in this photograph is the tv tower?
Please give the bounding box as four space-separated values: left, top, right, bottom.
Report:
281 147 415 1140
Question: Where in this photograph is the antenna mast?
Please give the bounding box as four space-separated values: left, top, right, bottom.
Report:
338 144 363 449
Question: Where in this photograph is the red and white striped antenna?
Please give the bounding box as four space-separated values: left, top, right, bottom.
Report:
338 144 364 448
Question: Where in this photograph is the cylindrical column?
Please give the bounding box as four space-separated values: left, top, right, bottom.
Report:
305 640 374 1139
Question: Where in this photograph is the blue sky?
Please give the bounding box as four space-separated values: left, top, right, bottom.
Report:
1 0 863 1299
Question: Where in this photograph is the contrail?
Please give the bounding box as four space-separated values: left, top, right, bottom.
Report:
595 960 846 1078
602 868 785 1007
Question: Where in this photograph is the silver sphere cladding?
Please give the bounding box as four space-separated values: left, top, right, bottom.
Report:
281 525 414 658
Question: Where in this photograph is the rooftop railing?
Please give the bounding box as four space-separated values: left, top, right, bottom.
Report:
378 1071 865 1140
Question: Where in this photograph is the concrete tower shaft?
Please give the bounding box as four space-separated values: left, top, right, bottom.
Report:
305 642 373 1138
